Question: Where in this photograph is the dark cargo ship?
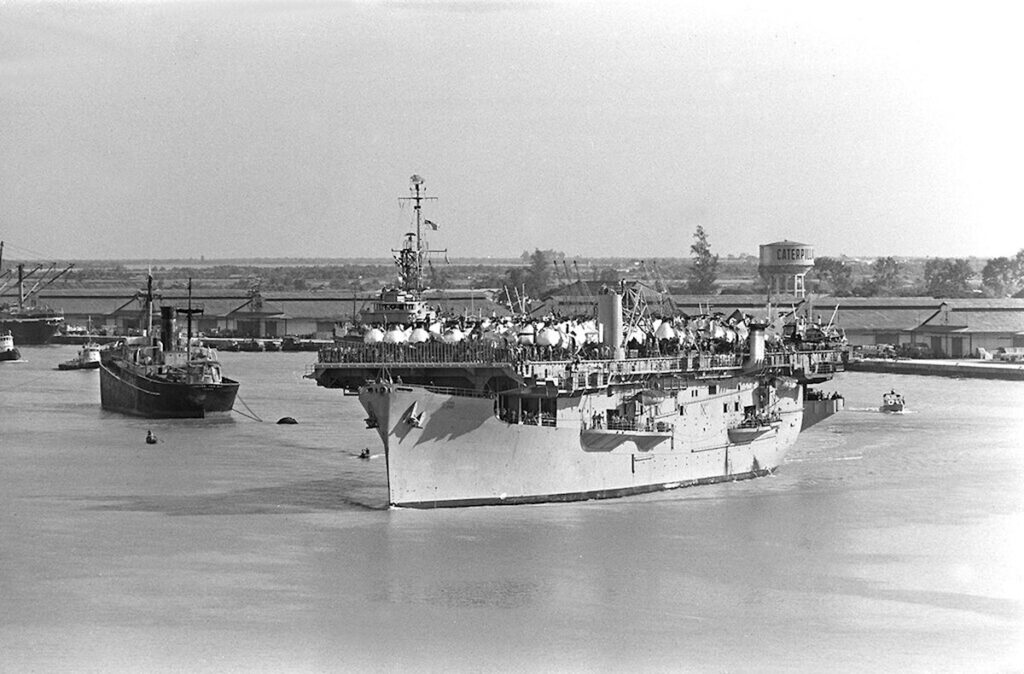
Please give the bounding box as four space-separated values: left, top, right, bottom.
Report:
0 248 72 344
99 277 238 418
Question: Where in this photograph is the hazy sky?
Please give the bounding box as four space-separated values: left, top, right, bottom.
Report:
1 0 1021 262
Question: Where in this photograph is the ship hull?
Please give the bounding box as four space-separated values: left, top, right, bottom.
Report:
58 360 100 370
99 359 239 418
802 396 845 429
0 315 62 345
359 380 819 508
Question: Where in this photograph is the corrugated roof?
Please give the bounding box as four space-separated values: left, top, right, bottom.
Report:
834 308 936 331
916 308 1024 333
272 299 357 321
31 289 1024 332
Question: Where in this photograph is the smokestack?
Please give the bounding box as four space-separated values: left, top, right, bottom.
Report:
160 306 175 350
744 320 767 371
597 289 625 360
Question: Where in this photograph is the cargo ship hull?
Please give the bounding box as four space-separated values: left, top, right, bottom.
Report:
0 314 62 345
99 359 239 419
360 378 838 508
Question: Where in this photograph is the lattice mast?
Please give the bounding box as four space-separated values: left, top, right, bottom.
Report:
395 175 446 293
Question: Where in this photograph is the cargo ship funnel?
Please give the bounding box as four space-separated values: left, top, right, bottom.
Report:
160 306 176 350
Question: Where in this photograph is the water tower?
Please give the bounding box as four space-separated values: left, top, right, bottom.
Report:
759 240 814 299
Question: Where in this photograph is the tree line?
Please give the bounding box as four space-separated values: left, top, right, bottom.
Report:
813 251 1024 298
46 233 1024 300
495 231 1024 300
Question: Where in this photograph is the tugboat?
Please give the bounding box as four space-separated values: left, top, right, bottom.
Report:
57 342 102 370
0 330 21 362
99 276 239 418
880 390 905 413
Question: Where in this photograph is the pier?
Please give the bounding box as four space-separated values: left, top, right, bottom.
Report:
847 358 1024 381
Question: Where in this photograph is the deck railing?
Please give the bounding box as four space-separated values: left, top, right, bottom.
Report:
314 340 846 390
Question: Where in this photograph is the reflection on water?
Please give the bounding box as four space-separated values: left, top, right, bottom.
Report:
1 347 1022 671
84 477 387 515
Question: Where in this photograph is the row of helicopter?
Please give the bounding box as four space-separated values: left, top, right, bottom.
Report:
353 311 842 355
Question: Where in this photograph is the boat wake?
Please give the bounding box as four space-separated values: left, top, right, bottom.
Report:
789 454 863 464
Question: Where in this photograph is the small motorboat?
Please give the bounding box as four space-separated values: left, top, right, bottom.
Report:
58 342 102 370
727 417 782 443
880 390 905 413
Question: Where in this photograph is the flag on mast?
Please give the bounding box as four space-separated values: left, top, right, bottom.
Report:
424 220 438 230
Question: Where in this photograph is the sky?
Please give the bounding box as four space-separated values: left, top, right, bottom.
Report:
1 0 1022 262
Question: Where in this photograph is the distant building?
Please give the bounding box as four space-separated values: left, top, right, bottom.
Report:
36 288 1024 357
910 301 1024 357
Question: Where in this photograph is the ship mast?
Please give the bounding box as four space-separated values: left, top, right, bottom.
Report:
395 175 445 293
176 278 203 352
145 274 154 340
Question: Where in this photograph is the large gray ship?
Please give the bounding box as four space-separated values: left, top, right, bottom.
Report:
311 177 845 508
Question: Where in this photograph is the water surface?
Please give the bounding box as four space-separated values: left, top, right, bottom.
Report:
2 346 1022 672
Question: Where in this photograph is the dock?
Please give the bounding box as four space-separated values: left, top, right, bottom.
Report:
847 358 1024 380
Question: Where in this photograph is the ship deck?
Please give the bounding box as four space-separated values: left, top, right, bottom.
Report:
311 342 846 393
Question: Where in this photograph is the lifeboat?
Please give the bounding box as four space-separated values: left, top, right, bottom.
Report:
727 419 780 443
363 328 385 344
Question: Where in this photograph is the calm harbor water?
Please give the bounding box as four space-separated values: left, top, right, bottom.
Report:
2 345 1022 672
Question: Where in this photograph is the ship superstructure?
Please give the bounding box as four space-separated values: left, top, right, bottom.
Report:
357 175 444 330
